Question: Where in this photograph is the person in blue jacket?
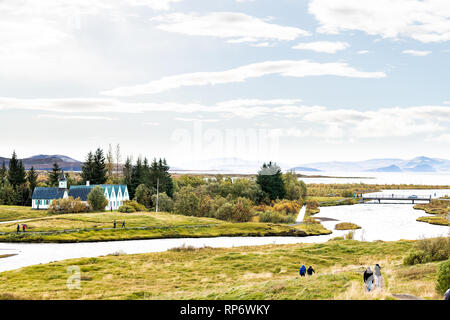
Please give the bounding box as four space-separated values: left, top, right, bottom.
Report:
299 265 307 277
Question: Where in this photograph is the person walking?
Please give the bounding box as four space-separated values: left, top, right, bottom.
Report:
113 220 116 229
299 265 306 277
16 224 20 233
22 224 26 232
363 267 374 292
122 221 125 228
307 266 315 276
374 264 382 289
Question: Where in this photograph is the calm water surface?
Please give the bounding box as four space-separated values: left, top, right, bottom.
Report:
0 188 448 272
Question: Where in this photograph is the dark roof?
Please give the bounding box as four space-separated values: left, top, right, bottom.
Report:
68 186 95 201
32 187 66 200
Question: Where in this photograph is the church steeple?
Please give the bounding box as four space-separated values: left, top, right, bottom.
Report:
58 170 67 190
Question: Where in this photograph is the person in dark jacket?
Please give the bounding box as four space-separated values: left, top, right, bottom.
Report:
113 220 116 229
122 221 126 228
307 266 315 276
16 224 20 233
363 267 374 292
299 265 306 277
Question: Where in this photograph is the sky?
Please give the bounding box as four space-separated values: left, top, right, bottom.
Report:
1 0 450 167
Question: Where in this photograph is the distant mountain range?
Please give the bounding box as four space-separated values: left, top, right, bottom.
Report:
1 155 448 174
293 156 450 173
0 154 82 171
175 156 450 174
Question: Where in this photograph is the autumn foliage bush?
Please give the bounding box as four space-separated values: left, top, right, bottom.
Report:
49 196 90 214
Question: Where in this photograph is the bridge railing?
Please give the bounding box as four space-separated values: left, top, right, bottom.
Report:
362 194 431 200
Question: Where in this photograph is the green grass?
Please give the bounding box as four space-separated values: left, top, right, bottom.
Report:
416 216 450 226
0 239 443 300
0 211 331 243
335 223 361 230
0 205 53 222
414 200 449 226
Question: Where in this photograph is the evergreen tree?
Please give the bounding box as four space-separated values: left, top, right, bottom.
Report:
149 158 174 198
7 151 26 189
123 156 133 188
0 180 18 205
81 151 94 184
92 148 107 184
27 166 38 205
48 162 61 187
0 161 6 184
130 157 144 199
256 162 286 201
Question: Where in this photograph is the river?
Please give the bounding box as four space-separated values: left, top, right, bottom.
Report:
0 188 448 273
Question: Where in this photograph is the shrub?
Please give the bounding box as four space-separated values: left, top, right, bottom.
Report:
151 192 174 212
123 200 146 212
118 205 135 213
174 186 200 216
436 259 450 295
87 186 108 211
215 202 234 221
403 237 450 265
344 231 355 240
134 184 153 208
49 196 90 214
231 197 254 222
259 211 296 224
272 199 302 214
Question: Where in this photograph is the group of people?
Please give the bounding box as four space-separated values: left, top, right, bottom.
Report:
363 264 383 292
113 220 126 229
299 265 315 277
16 224 27 233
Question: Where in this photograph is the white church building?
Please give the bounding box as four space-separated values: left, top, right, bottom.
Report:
32 171 130 210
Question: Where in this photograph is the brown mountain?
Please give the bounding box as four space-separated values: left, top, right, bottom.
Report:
0 154 82 171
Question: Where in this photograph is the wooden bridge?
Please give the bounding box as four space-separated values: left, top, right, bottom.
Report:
362 194 432 204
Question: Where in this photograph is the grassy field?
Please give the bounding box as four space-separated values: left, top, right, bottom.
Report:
414 200 450 226
0 206 54 222
0 210 331 243
0 239 444 300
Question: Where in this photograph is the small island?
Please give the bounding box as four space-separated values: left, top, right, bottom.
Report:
335 222 361 230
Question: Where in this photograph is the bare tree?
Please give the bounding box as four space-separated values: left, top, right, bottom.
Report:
106 144 114 178
115 144 121 177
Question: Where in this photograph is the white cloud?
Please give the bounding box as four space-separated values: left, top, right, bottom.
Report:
151 12 310 44
402 49 432 56
292 41 350 53
101 60 386 96
174 117 220 122
309 0 450 43
142 122 160 126
357 50 369 54
3 96 449 142
36 114 118 121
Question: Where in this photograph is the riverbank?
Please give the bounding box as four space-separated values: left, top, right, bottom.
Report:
414 200 450 226
0 238 443 300
0 211 331 243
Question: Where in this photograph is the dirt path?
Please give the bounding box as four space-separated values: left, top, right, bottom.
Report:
392 294 424 300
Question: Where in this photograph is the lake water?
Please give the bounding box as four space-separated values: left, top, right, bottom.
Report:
300 172 450 186
0 191 448 273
